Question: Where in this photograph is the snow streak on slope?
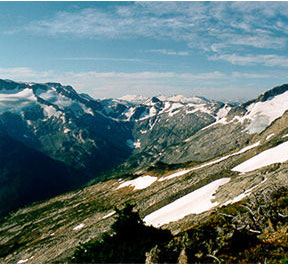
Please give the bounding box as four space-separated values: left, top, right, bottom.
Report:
144 178 231 227
73 223 85 231
189 141 260 170
158 169 194 182
232 141 288 173
223 178 267 205
266 133 275 140
117 175 158 190
17 256 34 264
102 211 116 219
159 141 260 181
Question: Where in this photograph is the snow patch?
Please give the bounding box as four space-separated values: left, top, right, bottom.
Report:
167 95 208 104
117 175 157 190
232 141 288 173
158 102 171 115
200 117 228 131
17 260 29 264
169 110 180 117
0 88 37 114
138 107 157 121
186 103 213 116
73 223 85 231
119 95 148 103
224 178 267 205
159 142 260 181
243 90 288 133
144 178 231 227
126 139 141 149
186 141 260 172
266 133 274 140
216 104 231 120
134 139 141 148
168 103 184 117
81 105 94 116
158 169 194 181
102 211 116 219
17 256 34 264
63 128 70 134
123 107 136 120
42 105 61 118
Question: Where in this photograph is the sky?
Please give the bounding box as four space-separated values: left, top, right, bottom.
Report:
0 1 288 101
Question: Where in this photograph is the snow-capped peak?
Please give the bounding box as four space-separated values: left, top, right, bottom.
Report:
118 95 148 104
166 95 210 104
119 94 210 105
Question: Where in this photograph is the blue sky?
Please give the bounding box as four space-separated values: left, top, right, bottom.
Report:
0 1 288 101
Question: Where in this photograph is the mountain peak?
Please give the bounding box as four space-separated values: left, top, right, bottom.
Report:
119 94 211 104
257 84 288 103
166 95 210 104
118 94 148 104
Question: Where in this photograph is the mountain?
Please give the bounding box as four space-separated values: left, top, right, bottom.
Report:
0 82 288 263
0 80 226 170
0 79 231 215
0 124 85 217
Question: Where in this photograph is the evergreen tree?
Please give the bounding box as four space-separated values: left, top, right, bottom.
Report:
73 203 172 263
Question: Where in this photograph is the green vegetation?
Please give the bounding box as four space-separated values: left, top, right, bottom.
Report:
72 203 172 263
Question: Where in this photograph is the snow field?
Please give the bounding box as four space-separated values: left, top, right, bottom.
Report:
232 141 288 173
73 223 85 231
143 178 231 227
117 175 158 190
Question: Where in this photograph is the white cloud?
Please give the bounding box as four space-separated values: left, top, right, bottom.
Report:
223 34 286 50
0 67 52 80
145 49 189 56
210 54 288 67
55 57 143 62
0 66 279 101
231 72 272 79
20 2 288 53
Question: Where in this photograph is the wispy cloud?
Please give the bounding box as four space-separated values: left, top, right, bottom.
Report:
0 66 275 100
145 49 189 56
210 54 288 67
21 2 288 52
54 57 143 62
0 67 52 80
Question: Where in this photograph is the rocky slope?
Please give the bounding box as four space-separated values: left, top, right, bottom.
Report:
0 125 85 217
